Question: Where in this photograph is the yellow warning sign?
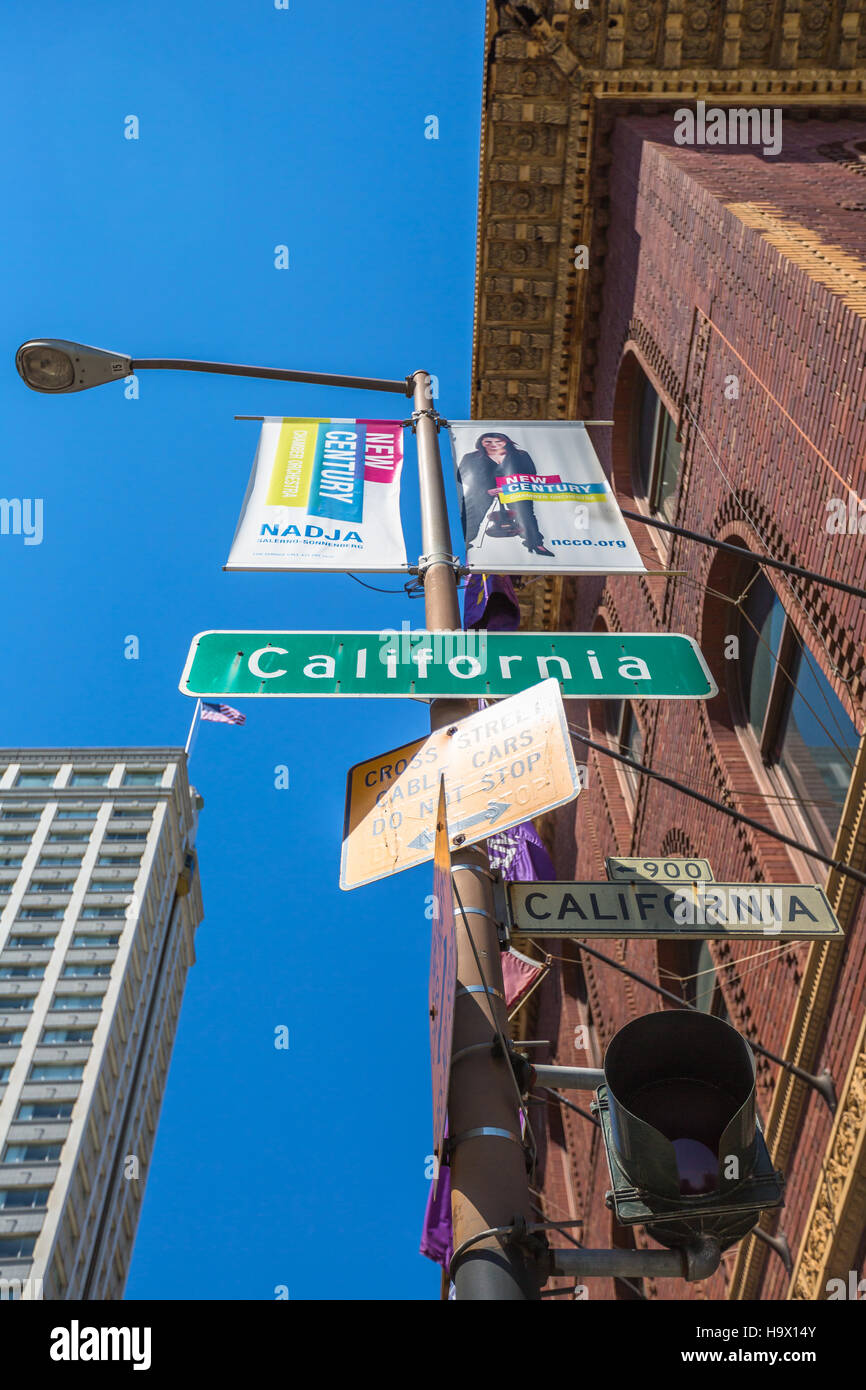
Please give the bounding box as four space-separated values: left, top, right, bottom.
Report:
340 679 581 890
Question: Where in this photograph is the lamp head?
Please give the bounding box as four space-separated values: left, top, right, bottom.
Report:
16 339 132 393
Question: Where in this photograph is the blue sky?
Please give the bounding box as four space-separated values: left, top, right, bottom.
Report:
2 0 486 1299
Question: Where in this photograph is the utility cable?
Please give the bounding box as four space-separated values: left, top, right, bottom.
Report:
568 720 866 888
530 937 835 1107
621 507 866 602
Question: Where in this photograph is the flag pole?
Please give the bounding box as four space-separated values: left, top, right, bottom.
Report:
184 698 202 760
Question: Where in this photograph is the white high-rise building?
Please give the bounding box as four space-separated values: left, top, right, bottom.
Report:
0 748 204 1299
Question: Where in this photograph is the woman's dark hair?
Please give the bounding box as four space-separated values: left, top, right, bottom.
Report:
475 432 519 452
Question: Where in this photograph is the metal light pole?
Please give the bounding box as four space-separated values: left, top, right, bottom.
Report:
16 339 540 1300
412 370 539 1300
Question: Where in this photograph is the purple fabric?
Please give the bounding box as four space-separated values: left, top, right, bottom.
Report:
487 819 556 884
419 1157 453 1270
462 572 521 632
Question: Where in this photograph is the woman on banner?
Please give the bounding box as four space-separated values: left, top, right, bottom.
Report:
456 431 554 557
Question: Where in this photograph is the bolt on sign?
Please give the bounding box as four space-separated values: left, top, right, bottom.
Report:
180 629 717 700
429 779 456 1186
340 679 582 890
506 881 844 941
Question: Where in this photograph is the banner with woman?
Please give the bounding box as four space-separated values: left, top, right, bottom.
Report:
447 421 645 575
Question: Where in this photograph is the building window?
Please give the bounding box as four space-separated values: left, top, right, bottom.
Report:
0 810 39 822
633 371 682 523
62 965 112 979
0 1236 36 1258
80 908 126 920
47 832 90 845
606 700 644 804
3 1142 63 1163
51 995 103 1012
122 772 163 786
738 572 859 853
72 934 120 948
39 856 82 869
17 1101 73 1120
9 936 57 949
28 1063 85 1081
105 832 148 842
0 1188 51 1209
16 772 56 788
55 809 98 821
97 855 141 868
41 1028 94 1045
88 880 135 894
0 1030 25 1045
0 966 45 980
18 908 65 920
0 857 23 868
0 833 31 843
69 773 110 787
0 997 33 1011
691 943 729 1020
28 879 73 893
657 939 728 1017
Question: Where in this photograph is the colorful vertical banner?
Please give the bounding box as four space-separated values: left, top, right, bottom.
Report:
447 420 645 575
226 418 408 572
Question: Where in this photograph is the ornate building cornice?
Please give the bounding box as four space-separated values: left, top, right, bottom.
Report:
472 0 866 428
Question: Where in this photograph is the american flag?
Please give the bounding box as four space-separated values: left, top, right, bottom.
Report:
200 702 246 726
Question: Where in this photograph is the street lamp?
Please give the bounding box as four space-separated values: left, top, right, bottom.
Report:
15 336 534 1301
15 339 132 394
15 337 412 397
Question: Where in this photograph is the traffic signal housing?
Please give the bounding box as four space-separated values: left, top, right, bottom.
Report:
595 1010 784 1252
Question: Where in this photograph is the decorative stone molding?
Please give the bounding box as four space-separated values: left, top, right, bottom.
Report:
729 731 866 1298
789 1015 866 1299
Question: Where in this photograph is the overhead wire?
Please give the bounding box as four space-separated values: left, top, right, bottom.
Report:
526 937 835 1101
568 716 866 886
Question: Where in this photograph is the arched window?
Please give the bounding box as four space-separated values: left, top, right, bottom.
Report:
692 942 729 1021
738 571 859 853
632 370 682 522
606 700 643 806
658 939 728 1018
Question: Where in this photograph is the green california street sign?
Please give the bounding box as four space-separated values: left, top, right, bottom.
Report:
179 630 717 700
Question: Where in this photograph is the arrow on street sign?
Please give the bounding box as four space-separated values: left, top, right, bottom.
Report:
605 857 715 883
341 679 582 890
451 800 512 837
408 828 436 853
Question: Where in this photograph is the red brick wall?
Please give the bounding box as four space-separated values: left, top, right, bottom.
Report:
535 116 866 1301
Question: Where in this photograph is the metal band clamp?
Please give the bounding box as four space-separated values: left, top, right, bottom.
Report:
455 983 506 1003
448 1126 523 1151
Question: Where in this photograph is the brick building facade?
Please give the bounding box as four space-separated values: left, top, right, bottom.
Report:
472 2 866 1300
